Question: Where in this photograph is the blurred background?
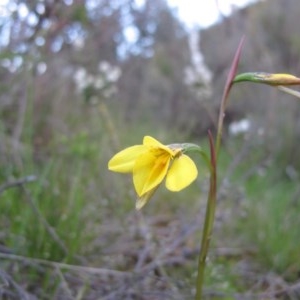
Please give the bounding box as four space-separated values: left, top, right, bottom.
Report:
0 0 300 298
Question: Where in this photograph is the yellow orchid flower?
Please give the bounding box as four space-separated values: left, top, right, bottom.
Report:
108 136 198 209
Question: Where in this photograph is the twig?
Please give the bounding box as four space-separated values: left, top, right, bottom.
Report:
0 268 36 300
55 266 75 299
0 252 131 277
139 220 201 273
0 175 36 195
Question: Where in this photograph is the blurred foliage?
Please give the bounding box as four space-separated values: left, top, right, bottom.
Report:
200 0 300 169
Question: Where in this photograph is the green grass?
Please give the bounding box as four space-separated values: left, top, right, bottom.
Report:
237 171 300 281
0 156 87 261
1 96 300 297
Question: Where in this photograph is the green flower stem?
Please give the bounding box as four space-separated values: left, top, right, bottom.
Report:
215 37 244 157
195 132 217 300
194 37 244 299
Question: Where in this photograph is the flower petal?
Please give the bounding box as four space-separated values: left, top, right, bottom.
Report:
143 136 174 156
166 154 198 191
143 136 164 146
108 145 147 173
133 151 170 196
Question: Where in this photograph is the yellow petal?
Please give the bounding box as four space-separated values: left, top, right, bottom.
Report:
143 136 173 156
166 154 198 191
133 151 170 196
108 145 147 173
143 136 163 146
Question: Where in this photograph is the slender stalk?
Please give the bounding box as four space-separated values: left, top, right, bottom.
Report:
194 37 245 299
277 85 300 100
215 36 245 157
195 132 217 300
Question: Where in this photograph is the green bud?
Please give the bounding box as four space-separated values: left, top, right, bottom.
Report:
233 72 300 86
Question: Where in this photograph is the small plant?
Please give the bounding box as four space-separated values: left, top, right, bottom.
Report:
108 37 300 299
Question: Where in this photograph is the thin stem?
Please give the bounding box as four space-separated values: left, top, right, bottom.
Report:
215 36 245 157
215 90 229 158
277 85 300 100
194 37 245 299
195 132 217 300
